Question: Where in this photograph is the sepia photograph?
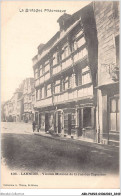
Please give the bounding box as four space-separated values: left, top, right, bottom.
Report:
1 1 120 189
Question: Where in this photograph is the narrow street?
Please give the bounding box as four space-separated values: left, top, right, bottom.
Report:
1 122 119 175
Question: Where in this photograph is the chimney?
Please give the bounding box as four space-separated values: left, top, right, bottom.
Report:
38 43 45 54
57 13 71 31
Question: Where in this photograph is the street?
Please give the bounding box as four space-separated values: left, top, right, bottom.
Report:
1 122 119 174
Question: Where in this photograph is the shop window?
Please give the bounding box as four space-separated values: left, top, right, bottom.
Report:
71 113 76 127
48 114 54 130
110 97 119 131
110 99 116 113
64 113 68 130
83 107 91 127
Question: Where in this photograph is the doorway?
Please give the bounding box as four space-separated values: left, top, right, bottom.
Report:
45 113 49 132
83 107 91 128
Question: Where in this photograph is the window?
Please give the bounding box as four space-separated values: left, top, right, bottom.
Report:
77 36 85 48
82 66 90 73
77 70 82 86
44 64 50 73
64 77 69 90
32 95 35 102
36 89 40 101
68 75 72 88
71 113 76 127
72 40 78 52
61 50 65 60
61 43 69 60
35 68 39 79
46 84 51 97
39 64 43 77
41 87 44 99
54 80 61 94
53 52 59 65
55 85 60 94
110 99 116 113
110 97 119 131
29 95 31 100
65 46 69 58
39 87 44 99
75 30 83 39
82 73 91 85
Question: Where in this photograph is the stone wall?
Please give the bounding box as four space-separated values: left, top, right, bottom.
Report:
94 1 119 86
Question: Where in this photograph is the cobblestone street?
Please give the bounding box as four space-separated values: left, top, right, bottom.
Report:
1 122 119 174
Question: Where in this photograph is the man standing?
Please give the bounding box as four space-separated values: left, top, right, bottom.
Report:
32 121 36 132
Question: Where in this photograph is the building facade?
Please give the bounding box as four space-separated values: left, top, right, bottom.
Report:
94 1 119 146
22 78 35 123
32 4 98 141
3 89 23 122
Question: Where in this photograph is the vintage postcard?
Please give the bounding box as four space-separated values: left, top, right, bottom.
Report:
1 1 120 189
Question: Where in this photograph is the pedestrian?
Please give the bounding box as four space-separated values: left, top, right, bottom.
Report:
32 121 36 132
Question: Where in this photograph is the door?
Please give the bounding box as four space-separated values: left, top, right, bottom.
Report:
78 109 83 136
39 113 41 129
45 113 49 132
68 114 71 135
83 107 91 127
58 112 62 133
35 112 38 125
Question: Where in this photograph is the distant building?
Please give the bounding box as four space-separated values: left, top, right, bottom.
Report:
32 3 98 140
22 78 35 123
3 78 35 123
94 1 119 146
3 101 10 122
11 89 23 122
16 95 24 122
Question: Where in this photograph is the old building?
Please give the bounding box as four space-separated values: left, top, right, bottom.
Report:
22 78 35 122
11 89 23 122
3 89 23 122
16 95 24 122
32 3 98 141
94 1 120 146
3 101 10 122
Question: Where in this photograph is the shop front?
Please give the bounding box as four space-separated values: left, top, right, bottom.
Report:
97 82 119 146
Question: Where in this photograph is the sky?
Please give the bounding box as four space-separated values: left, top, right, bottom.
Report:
1 1 91 103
